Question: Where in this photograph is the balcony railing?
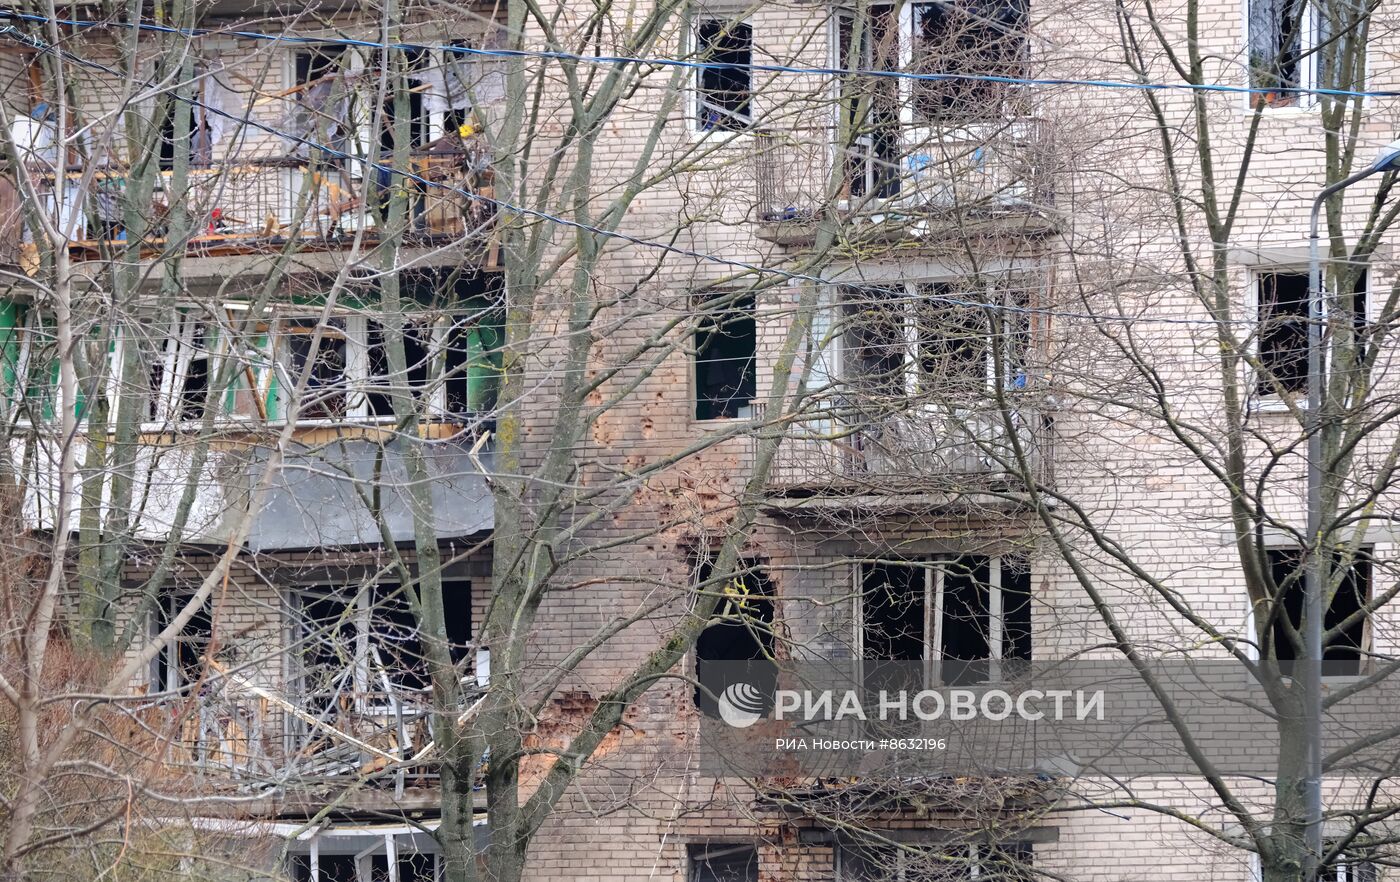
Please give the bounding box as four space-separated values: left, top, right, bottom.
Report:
759 400 1051 496
753 119 1056 239
0 152 494 266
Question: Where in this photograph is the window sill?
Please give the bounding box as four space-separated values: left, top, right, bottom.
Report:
688 124 758 144
1252 396 1307 415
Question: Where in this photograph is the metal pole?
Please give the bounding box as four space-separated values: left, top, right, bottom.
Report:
1304 165 1379 881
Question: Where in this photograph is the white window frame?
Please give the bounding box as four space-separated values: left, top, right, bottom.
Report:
854 555 1027 684
291 830 442 882
1240 0 1342 111
838 281 1023 397
689 13 756 136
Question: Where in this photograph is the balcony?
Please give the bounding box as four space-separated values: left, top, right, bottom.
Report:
0 152 494 269
758 401 1052 510
752 119 1058 246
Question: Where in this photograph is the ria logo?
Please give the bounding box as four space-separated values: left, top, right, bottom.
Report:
717 681 768 728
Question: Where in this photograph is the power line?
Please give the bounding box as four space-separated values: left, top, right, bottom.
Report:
0 26 1366 331
3 10 1398 103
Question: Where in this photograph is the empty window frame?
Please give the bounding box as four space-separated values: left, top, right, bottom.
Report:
1262 547 1370 676
689 843 760 882
694 292 757 420
860 555 1031 685
156 66 216 169
909 0 1029 119
835 4 903 199
151 591 214 694
838 841 1033 881
284 318 351 419
295 580 473 713
841 283 1029 402
364 319 435 417
289 835 441 882
145 312 215 423
1254 269 1366 398
1246 0 1328 106
693 561 776 715
277 310 501 422
693 17 754 131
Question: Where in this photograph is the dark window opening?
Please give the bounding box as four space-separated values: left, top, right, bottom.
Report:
694 19 753 131
286 320 348 419
157 89 211 171
689 843 759 882
297 580 473 710
377 48 434 152
1257 271 1309 396
861 556 1032 685
1257 270 1367 398
365 321 433 417
290 854 358 882
838 5 902 198
862 561 925 662
296 46 348 86
844 287 908 402
179 324 210 422
911 0 1028 119
695 293 757 420
694 562 776 716
1266 548 1369 676
914 283 991 394
153 592 213 694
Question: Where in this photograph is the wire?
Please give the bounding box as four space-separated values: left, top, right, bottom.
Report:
3 9 1398 103
0 24 1365 331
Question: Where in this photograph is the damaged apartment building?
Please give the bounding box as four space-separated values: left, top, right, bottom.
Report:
0 0 1394 877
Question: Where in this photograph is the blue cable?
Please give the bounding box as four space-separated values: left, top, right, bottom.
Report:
1 9 1394 103
0 22 1344 330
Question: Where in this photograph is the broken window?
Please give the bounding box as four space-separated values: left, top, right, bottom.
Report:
157 67 215 170
285 318 349 419
1264 547 1369 676
689 843 760 882
861 555 1031 685
838 841 1033 881
694 292 757 420
296 580 473 713
290 838 440 882
1255 270 1366 398
1247 0 1316 105
910 0 1028 119
144 313 217 423
694 18 753 131
842 283 1027 405
694 562 776 716
151 591 214 694
837 4 902 199
364 320 434 417
443 312 503 417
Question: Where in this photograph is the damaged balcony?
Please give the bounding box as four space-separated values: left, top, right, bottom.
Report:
0 152 495 269
751 0 1056 246
140 575 484 795
752 120 1057 247
758 281 1053 509
0 34 506 270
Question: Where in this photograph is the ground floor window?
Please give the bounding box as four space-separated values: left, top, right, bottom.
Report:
688 842 759 882
838 841 1033 881
289 830 441 881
